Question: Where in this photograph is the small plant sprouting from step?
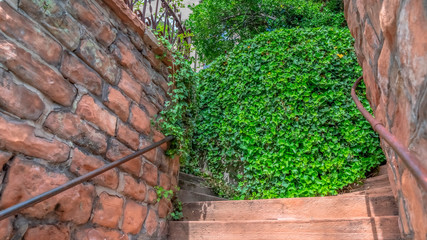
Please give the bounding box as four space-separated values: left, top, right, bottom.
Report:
169 200 183 220
155 186 184 220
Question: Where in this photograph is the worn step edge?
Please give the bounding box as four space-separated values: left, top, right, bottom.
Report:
177 190 225 203
345 186 393 196
178 172 206 184
182 195 398 221
178 179 215 195
169 216 400 240
364 174 389 184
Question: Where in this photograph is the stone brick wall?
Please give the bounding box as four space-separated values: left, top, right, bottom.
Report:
344 0 427 238
0 0 180 239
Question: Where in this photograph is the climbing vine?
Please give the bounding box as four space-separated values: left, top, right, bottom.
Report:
154 35 197 167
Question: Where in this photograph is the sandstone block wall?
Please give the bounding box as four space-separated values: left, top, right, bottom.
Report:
0 0 180 239
344 0 427 238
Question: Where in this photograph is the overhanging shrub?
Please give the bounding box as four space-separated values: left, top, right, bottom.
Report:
190 27 385 199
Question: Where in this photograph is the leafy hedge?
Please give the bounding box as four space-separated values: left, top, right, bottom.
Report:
190 27 385 199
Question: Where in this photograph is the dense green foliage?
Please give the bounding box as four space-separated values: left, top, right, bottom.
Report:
190 27 384 199
187 0 345 62
155 37 196 164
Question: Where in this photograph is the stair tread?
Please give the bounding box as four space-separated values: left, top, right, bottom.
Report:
169 216 400 240
178 190 226 203
179 179 215 195
345 186 393 196
364 174 389 184
182 194 397 221
179 172 206 183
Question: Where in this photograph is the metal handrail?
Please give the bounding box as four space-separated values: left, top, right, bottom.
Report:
351 76 427 191
0 136 175 221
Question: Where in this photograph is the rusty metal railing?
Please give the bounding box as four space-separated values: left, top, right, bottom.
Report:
351 76 427 191
124 0 191 55
0 136 175 221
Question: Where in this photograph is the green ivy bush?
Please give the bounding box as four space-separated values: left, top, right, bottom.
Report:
190 27 385 199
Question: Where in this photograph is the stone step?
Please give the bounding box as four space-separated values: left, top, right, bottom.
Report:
179 179 215 195
378 165 388 176
179 172 206 184
177 190 226 203
345 186 394 196
364 174 389 184
182 195 397 221
169 216 400 240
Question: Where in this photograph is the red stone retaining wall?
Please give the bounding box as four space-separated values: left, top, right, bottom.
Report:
344 0 427 238
0 0 180 239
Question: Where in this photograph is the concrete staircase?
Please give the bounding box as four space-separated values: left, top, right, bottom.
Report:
169 165 401 240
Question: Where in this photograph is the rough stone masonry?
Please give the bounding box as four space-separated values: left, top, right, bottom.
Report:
0 0 180 239
344 0 427 238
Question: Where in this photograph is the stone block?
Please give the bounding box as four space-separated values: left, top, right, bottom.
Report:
71 148 119 189
153 130 168 151
144 208 158 236
60 51 103 96
24 225 70 240
159 172 171 191
92 192 124 229
122 200 147 234
140 97 159 118
157 151 169 173
0 217 13 240
19 0 81 50
0 150 12 170
146 187 158 204
116 121 139 150
111 35 150 84
140 139 157 164
44 111 108 155
68 0 116 46
379 0 399 44
103 87 130 122
142 161 158 187
130 104 151 135
118 70 142 103
76 95 117 136
362 19 380 62
157 198 172 219
401 169 427 238
0 157 94 223
0 35 76 106
143 30 164 56
121 174 146 201
0 2 62 65
75 227 129 240
0 68 45 120
151 71 169 94
170 155 180 177
76 39 119 85
106 138 142 176
0 114 70 163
